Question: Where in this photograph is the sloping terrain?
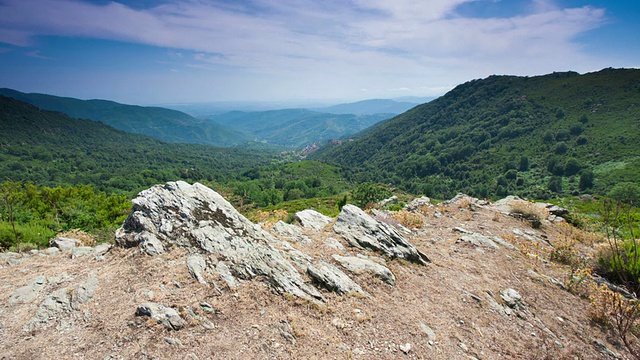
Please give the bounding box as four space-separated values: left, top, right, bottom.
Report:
0 182 631 359
0 88 249 147
315 68 640 199
0 96 273 193
206 109 391 147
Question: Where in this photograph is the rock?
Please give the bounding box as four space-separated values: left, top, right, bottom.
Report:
500 288 522 308
400 343 411 354
378 195 398 208
115 181 322 301
186 254 209 285
324 238 347 253
43 247 61 255
457 233 499 249
271 221 312 243
332 254 396 285
419 323 436 341
333 204 430 265
70 272 98 310
545 204 569 217
93 243 112 259
71 246 94 258
441 193 488 208
9 275 47 305
49 237 81 251
164 337 183 347
136 302 187 330
307 261 366 296
294 209 332 231
405 196 431 212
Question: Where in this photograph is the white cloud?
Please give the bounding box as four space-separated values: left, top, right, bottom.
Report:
0 0 612 101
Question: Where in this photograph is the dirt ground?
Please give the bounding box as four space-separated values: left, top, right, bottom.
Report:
0 198 631 359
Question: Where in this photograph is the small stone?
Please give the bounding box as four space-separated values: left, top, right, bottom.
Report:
459 343 468 351
164 337 182 346
399 343 411 354
419 323 436 341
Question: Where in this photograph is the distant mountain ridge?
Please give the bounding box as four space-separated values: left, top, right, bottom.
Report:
314 68 640 199
0 88 249 147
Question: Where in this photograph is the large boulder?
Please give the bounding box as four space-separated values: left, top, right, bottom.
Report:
115 181 323 301
332 204 430 265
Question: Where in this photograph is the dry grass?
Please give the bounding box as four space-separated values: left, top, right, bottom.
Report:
390 210 423 229
55 229 96 246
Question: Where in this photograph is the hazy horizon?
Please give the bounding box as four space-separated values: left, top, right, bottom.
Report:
1 0 639 105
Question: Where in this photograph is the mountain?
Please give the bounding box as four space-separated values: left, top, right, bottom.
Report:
0 96 273 193
316 98 420 115
0 88 249 147
206 109 391 147
314 68 640 199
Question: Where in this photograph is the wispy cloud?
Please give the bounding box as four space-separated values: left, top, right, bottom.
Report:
0 0 612 100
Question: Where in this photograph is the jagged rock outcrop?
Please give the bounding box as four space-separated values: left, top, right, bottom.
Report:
333 204 430 265
115 181 326 301
114 181 375 302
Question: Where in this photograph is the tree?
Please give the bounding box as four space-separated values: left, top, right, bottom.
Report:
519 156 530 171
548 176 563 193
0 180 23 250
579 170 595 191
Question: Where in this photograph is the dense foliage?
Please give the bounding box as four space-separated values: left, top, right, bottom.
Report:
0 96 275 195
0 180 131 249
315 68 640 200
0 88 249 146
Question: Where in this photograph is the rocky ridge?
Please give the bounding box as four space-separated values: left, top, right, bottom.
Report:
0 181 630 359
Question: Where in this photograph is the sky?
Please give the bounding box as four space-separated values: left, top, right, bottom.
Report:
0 0 639 105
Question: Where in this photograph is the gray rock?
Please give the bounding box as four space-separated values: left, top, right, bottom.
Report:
136 302 186 330
295 209 332 231
71 246 94 258
378 195 398 208
43 247 61 255
9 275 47 305
419 322 436 341
404 196 432 212
500 288 522 308
332 254 396 285
186 254 209 285
333 204 430 265
71 272 98 310
271 221 311 243
458 233 500 249
115 181 322 301
307 261 366 296
49 237 81 251
324 238 347 253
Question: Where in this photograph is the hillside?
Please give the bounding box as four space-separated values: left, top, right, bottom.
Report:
206 109 391 147
315 68 640 199
0 88 249 147
0 96 273 194
0 182 634 359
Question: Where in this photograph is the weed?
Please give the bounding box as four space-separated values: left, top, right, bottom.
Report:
391 210 424 229
589 284 640 358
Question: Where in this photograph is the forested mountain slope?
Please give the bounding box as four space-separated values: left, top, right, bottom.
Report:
0 88 249 147
0 96 272 194
206 109 391 147
315 68 640 199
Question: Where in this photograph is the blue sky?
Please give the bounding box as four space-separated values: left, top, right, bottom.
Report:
0 0 638 105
